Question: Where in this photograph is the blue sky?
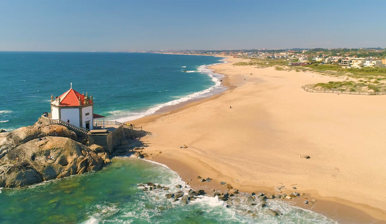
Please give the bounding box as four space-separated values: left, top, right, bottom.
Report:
0 0 385 51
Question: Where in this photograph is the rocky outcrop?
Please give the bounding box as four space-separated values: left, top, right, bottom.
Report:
0 117 78 159
0 136 108 188
0 118 110 188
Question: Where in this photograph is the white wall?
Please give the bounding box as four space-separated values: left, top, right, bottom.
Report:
60 108 80 127
51 106 59 120
81 106 93 130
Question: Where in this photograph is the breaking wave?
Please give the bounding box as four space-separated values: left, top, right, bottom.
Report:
110 62 226 123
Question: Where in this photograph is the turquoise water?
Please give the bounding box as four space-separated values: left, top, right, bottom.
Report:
0 158 336 224
0 53 336 223
0 52 222 130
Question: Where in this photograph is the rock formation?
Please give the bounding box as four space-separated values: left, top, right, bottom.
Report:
0 117 110 188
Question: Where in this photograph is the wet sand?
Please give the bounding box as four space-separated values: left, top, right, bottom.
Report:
132 56 386 223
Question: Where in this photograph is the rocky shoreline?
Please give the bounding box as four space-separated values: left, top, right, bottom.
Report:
137 177 318 219
0 117 113 188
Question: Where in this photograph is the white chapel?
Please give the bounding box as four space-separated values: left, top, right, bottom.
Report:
51 85 94 130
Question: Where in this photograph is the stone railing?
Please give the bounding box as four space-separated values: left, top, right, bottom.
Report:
93 120 142 131
42 117 89 135
93 120 123 128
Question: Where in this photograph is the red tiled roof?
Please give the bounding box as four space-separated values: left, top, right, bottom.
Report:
58 88 92 106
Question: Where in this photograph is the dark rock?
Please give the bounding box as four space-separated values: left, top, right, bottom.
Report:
188 189 197 197
220 181 226 185
197 189 206 195
304 200 309 205
213 191 221 197
219 193 229 201
42 166 57 180
175 191 184 199
5 167 43 187
165 193 173 199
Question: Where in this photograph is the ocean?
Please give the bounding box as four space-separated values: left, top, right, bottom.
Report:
0 52 336 223
0 52 223 130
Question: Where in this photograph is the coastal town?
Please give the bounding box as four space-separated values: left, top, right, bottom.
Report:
158 48 386 94
158 48 386 69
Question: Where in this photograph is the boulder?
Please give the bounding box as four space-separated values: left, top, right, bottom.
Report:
0 136 107 188
175 191 184 199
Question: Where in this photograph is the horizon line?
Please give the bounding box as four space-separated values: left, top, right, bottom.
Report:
0 47 385 53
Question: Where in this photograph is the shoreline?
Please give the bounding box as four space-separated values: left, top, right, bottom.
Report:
112 57 226 123
131 56 384 222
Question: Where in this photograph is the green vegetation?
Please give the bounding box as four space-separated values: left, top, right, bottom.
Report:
236 58 386 94
304 63 386 79
236 58 386 80
311 80 384 94
234 58 289 68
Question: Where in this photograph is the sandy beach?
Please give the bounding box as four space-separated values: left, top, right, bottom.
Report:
133 56 386 223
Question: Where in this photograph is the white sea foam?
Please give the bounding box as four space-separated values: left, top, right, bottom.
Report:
83 204 120 224
0 110 12 114
82 216 99 224
113 61 226 123
139 158 337 224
